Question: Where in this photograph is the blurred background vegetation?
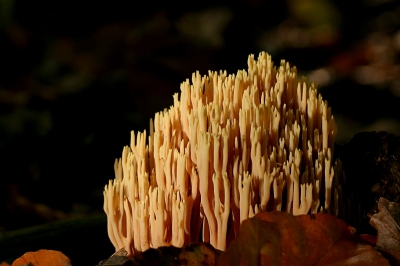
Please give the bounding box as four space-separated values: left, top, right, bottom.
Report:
0 0 400 234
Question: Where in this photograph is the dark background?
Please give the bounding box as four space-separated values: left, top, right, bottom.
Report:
0 0 400 259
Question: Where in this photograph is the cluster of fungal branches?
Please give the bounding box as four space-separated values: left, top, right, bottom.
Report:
103 52 344 254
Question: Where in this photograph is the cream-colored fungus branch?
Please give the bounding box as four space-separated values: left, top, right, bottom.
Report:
103 52 343 255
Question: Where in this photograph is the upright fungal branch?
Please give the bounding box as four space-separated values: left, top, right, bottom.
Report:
103 52 343 254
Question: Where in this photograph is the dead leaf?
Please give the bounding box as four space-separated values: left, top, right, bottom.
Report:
11 249 71 266
369 197 400 250
369 197 400 264
218 212 389 266
358 234 377 246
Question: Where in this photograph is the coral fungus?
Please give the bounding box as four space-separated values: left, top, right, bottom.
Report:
103 52 344 254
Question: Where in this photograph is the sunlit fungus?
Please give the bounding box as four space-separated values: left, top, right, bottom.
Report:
103 52 344 254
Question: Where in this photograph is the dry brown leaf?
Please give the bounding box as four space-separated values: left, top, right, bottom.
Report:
218 212 389 266
369 197 400 250
11 249 71 266
369 197 400 264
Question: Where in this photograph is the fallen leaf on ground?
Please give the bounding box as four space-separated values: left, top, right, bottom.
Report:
218 212 389 266
12 249 71 266
369 197 400 265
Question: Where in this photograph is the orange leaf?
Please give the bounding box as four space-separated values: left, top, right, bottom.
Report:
11 250 71 266
218 212 389 266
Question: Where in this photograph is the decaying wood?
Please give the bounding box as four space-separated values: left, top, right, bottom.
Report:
97 242 222 266
97 248 132 266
